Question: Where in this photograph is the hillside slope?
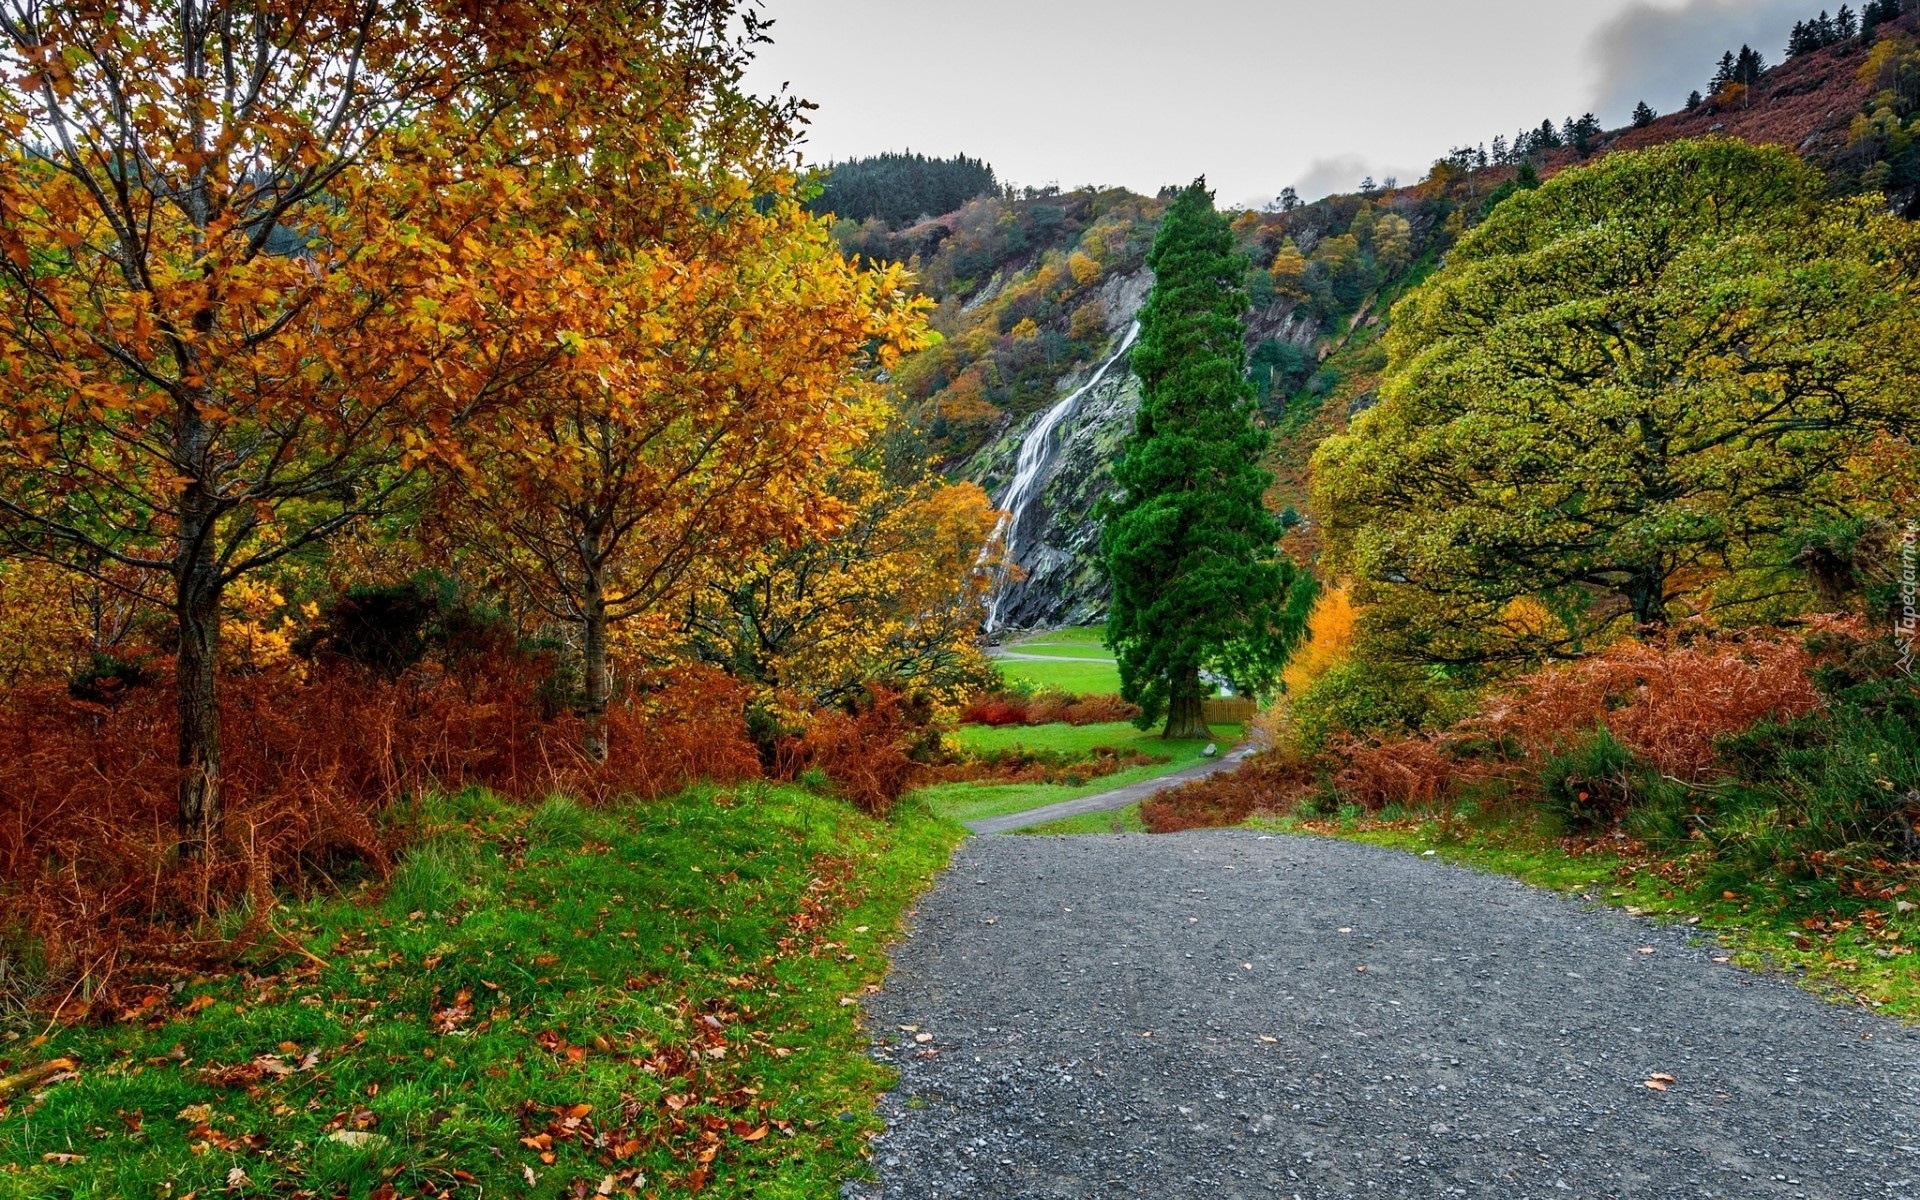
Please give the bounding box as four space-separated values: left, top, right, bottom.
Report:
836 11 1919 630
1588 23 1904 211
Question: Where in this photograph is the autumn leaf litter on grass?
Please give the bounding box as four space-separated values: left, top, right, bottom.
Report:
0 786 962 1199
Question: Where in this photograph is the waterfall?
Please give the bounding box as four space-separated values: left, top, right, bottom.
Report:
983 321 1140 631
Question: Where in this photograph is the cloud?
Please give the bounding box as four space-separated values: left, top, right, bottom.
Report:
1588 0 1808 123
1288 156 1422 204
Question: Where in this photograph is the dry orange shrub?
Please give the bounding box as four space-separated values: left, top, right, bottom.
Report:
1474 630 1824 780
919 745 1158 788
1025 693 1142 725
1331 735 1460 812
774 688 920 817
1148 624 1838 830
0 657 759 1006
960 696 1030 726
959 691 1141 727
1336 626 1833 815
1141 754 1318 833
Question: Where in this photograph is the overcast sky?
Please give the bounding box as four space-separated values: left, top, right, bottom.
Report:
742 0 1809 205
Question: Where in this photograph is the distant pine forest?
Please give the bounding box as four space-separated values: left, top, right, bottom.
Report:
807 151 1000 227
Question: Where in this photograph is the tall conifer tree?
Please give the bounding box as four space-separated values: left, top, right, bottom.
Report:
1101 180 1295 739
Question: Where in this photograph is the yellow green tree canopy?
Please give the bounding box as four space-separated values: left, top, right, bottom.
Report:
444 197 930 760
1313 138 1920 664
682 436 1000 721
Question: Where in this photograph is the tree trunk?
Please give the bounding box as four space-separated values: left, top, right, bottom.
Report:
176 533 222 858
581 585 610 763
1162 667 1212 741
1628 571 1669 634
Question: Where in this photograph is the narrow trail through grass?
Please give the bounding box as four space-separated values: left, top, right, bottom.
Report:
915 722 1215 826
990 627 1120 694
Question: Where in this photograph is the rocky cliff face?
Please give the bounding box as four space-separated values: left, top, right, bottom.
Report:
964 273 1149 630
960 267 1333 631
969 356 1142 630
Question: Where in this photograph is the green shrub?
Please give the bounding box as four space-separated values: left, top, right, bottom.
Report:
1702 700 1920 883
1621 776 1702 848
1715 715 1829 783
1250 338 1311 419
1289 659 1470 753
296 575 516 679
66 650 153 704
1538 727 1660 832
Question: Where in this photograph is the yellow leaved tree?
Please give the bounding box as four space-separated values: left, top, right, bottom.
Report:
682 439 1001 724
0 0 726 849
446 160 932 757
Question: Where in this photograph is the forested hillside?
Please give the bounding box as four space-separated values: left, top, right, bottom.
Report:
855 3 1920 627
807 151 1000 228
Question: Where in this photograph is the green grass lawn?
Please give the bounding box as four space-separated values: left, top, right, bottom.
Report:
1249 809 1920 1022
918 721 1217 825
1001 645 1113 660
991 627 1122 695
999 627 1111 659
991 656 1121 696
948 721 1174 757
1011 626 1107 650
0 786 963 1200
990 628 1233 699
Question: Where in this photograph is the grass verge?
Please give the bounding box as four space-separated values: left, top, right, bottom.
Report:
0 785 963 1199
1007 626 1107 650
991 628 1122 694
1018 804 1147 836
995 628 1111 661
1246 808 1920 1021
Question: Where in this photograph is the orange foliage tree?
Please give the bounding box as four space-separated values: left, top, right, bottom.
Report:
0 0 771 850
1279 585 1357 698
443 155 931 757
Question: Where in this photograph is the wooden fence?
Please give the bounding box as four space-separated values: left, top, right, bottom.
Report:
1203 696 1259 726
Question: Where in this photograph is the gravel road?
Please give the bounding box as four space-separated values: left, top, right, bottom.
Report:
847 831 1920 1199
